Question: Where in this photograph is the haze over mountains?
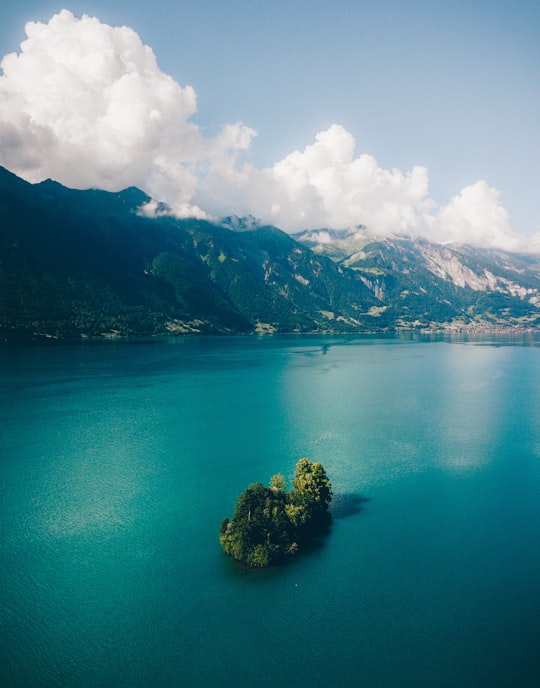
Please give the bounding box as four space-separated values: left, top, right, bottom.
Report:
2 165 540 340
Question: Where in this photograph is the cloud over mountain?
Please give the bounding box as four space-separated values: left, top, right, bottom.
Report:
0 10 531 251
431 181 519 251
199 125 434 236
0 9 254 218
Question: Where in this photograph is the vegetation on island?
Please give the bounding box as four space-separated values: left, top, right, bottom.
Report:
219 458 332 568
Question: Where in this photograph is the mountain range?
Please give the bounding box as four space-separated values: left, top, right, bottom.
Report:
1 165 540 340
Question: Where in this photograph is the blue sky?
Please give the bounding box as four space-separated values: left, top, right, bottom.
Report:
0 0 539 248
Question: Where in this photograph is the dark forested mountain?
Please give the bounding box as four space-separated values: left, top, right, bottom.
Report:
2 167 540 340
0 168 378 339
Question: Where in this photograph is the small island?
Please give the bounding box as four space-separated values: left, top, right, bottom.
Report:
219 458 332 568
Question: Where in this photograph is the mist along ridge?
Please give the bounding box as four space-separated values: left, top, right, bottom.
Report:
219 459 332 568
2 166 540 341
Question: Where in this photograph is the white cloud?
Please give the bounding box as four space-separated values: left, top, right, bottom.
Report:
195 124 435 235
0 9 254 218
431 181 525 252
0 10 532 251
266 125 434 233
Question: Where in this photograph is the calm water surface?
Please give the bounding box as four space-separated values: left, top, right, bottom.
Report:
1 335 540 687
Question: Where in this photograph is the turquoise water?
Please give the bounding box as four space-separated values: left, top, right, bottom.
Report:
1 335 540 687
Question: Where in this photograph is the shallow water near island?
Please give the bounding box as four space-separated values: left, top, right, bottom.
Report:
2 334 540 687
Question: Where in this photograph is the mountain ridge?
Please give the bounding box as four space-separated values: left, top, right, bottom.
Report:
1 167 540 340
292 228 540 329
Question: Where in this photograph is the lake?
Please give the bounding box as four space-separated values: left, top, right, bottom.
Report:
1 334 540 687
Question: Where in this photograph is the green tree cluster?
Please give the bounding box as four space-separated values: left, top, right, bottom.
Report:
219 459 332 567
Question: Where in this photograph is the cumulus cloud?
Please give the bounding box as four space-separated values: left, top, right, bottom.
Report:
195 128 529 251
0 9 254 218
431 181 524 252
0 10 531 251
227 125 435 234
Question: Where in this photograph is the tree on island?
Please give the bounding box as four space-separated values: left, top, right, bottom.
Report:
219 458 332 568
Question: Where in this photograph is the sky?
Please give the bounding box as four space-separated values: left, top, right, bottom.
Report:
0 0 539 250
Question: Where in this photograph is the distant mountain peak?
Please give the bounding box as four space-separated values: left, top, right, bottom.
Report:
219 215 262 232
136 197 174 218
294 226 365 241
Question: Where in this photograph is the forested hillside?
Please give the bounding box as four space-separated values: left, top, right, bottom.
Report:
2 167 540 340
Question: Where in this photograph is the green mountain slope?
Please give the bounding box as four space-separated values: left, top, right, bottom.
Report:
293 229 540 330
3 167 540 340
0 168 378 339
